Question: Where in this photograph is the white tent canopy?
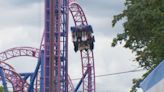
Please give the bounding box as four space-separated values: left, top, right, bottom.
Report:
140 60 164 92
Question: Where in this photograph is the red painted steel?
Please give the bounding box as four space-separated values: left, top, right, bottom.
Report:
0 0 96 92
68 75 74 92
0 47 74 92
49 0 55 91
69 2 96 92
0 61 27 92
0 47 39 62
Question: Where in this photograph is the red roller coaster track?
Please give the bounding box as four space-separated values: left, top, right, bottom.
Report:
69 2 96 92
0 0 96 92
0 61 28 92
0 47 74 92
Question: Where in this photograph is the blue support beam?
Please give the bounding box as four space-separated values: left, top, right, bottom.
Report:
19 73 33 76
27 50 43 92
74 68 88 92
19 73 33 81
0 67 8 92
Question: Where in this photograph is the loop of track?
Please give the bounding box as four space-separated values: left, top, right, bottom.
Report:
0 0 95 92
0 64 25 92
0 47 74 92
0 47 39 62
69 1 96 92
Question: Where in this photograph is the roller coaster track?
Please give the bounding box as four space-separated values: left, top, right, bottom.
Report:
0 61 27 92
69 2 96 92
0 0 95 92
0 47 39 62
0 47 74 92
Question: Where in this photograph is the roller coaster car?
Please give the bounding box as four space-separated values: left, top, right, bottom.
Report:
71 25 95 52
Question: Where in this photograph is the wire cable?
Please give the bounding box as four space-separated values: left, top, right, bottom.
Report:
72 69 144 80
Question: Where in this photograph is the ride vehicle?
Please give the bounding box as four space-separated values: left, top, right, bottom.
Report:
71 25 95 52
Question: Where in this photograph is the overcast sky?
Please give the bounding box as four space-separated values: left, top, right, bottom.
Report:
0 0 145 92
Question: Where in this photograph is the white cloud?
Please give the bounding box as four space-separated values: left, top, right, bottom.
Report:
0 26 42 50
78 0 125 18
0 2 44 28
0 1 144 92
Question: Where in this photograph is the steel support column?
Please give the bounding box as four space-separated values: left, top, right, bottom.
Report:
44 0 68 92
0 67 8 92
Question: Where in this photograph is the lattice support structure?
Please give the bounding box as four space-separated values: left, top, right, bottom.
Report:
69 2 96 92
0 61 27 92
0 47 39 62
44 0 69 92
0 66 9 92
60 0 69 91
0 0 95 92
0 47 74 92
80 51 95 92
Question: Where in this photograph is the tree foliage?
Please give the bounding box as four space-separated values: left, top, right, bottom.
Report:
0 86 4 92
112 0 164 91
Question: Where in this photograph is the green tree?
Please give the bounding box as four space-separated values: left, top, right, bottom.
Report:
0 86 4 92
112 0 164 91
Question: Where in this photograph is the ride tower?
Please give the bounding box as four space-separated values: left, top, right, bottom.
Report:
43 0 69 92
0 0 95 92
43 0 96 92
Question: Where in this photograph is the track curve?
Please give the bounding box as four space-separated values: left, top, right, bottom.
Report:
0 1 95 92
0 47 39 62
0 62 26 92
69 2 88 26
69 2 96 92
0 47 74 92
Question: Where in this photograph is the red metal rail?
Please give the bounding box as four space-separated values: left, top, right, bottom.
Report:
0 0 96 92
0 47 74 92
0 47 39 62
0 61 26 92
69 2 96 92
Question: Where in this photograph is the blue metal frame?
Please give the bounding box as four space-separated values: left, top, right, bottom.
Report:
60 0 69 91
19 73 33 81
44 0 54 91
27 51 43 92
0 1 96 92
18 50 44 92
74 68 88 92
44 0 69 92
0 67 8 92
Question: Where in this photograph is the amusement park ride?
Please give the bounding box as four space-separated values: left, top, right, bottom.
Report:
0 0 96 92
